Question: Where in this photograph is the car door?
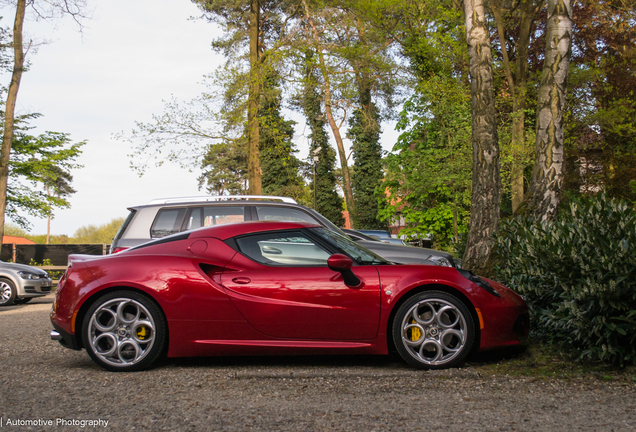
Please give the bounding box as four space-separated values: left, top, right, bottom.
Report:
220 230 381 341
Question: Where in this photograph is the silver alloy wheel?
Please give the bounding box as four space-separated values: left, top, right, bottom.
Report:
87 297 157 367
400 297 468 366
0 280 15 305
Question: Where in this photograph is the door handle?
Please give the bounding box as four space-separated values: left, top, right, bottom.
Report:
232 277 251 284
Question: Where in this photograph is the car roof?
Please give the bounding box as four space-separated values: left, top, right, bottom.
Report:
188 221 321 241
129 195 299 210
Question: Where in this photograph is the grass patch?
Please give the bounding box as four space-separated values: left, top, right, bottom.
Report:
466 340 636 383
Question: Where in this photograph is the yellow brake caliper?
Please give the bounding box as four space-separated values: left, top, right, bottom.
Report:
411 319 421 341
136 326 149 340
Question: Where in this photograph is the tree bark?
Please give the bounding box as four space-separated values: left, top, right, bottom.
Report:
462 0 501 275
247 0 262 194
302 0 355 219
529 0 573 221
491 0 535 214
0 0 26 241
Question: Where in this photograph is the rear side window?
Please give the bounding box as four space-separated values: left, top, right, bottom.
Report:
151 208 187 238
256 206 320 224
186 206 246 230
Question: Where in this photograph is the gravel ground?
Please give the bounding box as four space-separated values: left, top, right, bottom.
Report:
1 297 635 431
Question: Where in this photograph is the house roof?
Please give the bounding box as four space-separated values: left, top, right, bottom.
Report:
2 235 36 245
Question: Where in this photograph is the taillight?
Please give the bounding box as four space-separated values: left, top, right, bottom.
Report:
111 247 129 254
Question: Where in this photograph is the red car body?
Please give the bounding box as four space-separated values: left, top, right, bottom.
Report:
51 221 528 368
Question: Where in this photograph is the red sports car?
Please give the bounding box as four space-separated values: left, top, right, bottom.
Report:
50 221 528 372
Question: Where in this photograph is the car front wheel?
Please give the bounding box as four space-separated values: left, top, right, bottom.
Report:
0 278 17 306
392 291 475 369
82 291 167 372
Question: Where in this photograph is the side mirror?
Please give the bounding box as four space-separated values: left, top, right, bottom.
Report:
328 254 361 288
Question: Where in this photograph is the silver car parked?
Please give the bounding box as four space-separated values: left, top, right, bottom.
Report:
110 195 458 268
0 261 53 306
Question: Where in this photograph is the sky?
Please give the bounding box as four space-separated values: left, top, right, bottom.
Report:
0 0 399 237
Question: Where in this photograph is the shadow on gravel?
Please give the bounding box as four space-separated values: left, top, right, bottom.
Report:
153 346 531 372
160 353 410 370
466 344 529 365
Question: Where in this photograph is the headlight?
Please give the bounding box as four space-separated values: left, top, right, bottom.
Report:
426 255 453 267
18 271 42 280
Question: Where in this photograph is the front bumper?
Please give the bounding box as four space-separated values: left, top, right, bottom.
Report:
50 322 81 350
18 278 53 298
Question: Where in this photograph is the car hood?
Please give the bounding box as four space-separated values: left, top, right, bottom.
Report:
357 240 455 266
0 261 48 275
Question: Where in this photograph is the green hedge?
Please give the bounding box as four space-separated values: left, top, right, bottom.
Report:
495 194 636 367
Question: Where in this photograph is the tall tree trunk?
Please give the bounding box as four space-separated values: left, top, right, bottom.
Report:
529 0 573 221
302 0 355 220
491 0 535 214
462 0 501 275
46 185 51 244
0 0 26 241
247 0 262 194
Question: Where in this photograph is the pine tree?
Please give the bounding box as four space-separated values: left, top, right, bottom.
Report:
259 72 306 202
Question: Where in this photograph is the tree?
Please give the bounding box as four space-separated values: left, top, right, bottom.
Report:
528 0 574 221
259 71 306 201
71 217 125 244
349 103 386 229
564 1 636 202
0 0 89 242
0 0 27 244
462 0 501 274
490 0 542 214
8 129 84 234
192 0 303 194
198 141 248 195
300 51 344 226
301 0 357 217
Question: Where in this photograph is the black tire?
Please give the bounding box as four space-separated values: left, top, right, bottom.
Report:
0 278 17 306
392 291 475 370
13 297 33 305
81 290 167 372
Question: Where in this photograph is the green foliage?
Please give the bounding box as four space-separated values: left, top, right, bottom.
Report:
376 4 472 250
259 72 306 202
495 194 636 367
199 140 247 195
71 218 125 244
300 51 344 227
349 101 386 230
29 258 51 266
380 81 472 250
564 2 636 203
6 123 84 228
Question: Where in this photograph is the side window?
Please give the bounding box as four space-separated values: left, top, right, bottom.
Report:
236 230 330 266
186 206 245 231
186 208 203 230
203 206 245 226
150 208 187 238
256 206 321 225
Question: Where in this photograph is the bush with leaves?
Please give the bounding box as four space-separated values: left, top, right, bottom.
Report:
495 194 636 367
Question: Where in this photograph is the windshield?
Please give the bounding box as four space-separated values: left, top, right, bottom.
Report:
310 227 389 265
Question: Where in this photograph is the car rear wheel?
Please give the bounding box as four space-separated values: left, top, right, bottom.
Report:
0 278 17 306
82 291 167 372
392 291 474 369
